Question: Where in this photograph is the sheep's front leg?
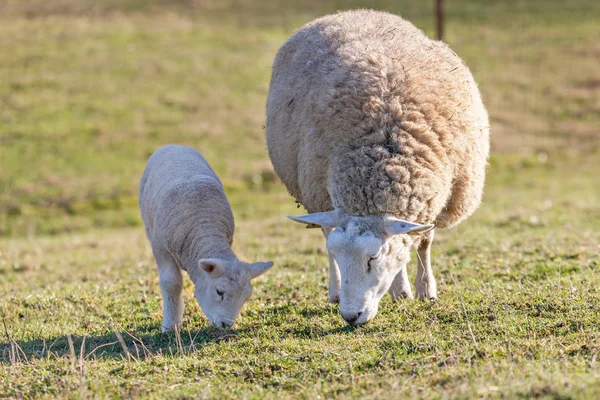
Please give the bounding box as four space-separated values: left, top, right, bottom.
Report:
389 264 414 301
322 227 340 303
415 230 436 300
158 262 184 332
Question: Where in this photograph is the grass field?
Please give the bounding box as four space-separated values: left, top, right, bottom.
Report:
1 0 599 398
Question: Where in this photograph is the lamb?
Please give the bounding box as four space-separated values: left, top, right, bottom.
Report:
139 145 273 331
266 10 489 326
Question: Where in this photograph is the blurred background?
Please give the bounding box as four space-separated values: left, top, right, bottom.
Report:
0 0 598 237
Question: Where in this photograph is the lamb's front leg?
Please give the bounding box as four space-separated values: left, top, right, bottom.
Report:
322 227 341 303
158 261 184 332
415 229 437 300
389 264 414 301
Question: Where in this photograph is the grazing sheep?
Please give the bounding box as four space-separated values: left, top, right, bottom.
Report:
139 145 273 331
266 10 489 325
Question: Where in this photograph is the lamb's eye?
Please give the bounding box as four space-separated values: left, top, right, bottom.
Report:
216 289 224 297
367 257 376 273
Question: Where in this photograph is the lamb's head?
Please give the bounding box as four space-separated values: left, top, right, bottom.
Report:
290 210 433 326
195 259 273 328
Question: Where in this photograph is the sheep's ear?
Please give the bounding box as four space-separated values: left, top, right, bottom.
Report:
288 211 338 228
198 259 226 278
247 261 274 280
384 216 434 236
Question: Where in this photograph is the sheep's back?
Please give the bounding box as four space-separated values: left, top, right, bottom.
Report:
267 10 489 224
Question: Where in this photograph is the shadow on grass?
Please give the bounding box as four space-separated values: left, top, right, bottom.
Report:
0 323 251 363
260 304 381 337
282 323 379 338
1 302 374 363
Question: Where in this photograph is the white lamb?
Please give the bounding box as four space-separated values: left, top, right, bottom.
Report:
139 145 273 331
266 10 490 326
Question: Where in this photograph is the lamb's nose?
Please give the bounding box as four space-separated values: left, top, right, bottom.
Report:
220 321 232 329
342 311 362 326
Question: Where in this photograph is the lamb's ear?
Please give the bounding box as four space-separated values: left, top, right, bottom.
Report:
247 261 274 280
288 211 338 228
198 259 226 278
384 216 434 236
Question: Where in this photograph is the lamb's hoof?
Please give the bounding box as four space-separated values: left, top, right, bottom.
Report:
329 295 340 304
161 323 181 333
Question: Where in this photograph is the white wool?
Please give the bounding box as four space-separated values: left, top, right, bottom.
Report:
139 145 272 331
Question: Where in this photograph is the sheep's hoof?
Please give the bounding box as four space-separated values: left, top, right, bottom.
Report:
417 294 437 302
390 291 414 302
329 295 340 304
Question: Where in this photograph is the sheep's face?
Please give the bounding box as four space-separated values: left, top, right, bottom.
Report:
326 218 414 326
195 259 273 328
289 210 433 326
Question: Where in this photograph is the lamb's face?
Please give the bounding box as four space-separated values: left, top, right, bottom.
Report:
326 219 413 326
195 259 273 328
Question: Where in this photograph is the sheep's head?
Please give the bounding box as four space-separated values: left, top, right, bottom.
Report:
289 210 433 326
195 259 273 328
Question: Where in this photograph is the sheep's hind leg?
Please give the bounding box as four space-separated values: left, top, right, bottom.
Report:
415 230 437 300
322 227 341 303
157 259 184 333
389 264 414 301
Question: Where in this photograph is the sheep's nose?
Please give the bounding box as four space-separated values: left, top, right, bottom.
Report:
220 321 232 329
342 311 362 326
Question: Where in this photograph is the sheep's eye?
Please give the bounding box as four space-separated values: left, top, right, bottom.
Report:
367 257 376 273
216 289 224 297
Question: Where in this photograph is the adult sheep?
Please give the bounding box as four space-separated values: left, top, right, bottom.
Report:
266 10 489 326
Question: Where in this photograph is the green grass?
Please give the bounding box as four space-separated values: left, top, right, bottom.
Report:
1 0 599 398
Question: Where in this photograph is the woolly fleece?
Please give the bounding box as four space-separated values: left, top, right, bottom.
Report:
139 145 236 276
266 10 490 228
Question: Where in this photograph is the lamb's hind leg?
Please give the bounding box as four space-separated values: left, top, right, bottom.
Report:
322 227 340 303
156 254 184 333
415 230 437 300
